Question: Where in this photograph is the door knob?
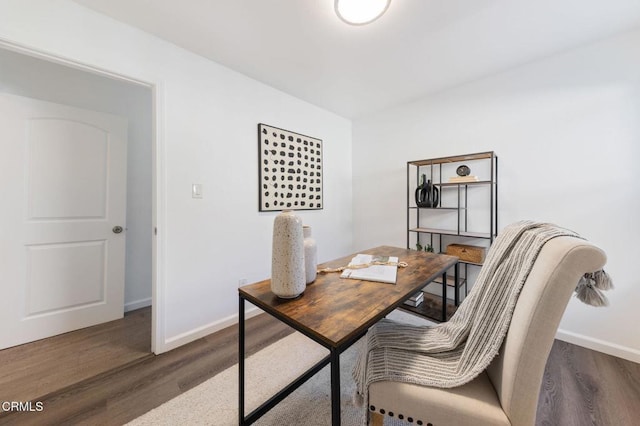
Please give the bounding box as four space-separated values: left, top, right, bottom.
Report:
112 226 124 234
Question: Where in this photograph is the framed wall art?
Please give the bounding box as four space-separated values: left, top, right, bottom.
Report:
258 123 323 212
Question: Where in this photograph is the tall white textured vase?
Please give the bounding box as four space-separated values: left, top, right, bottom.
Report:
271 210 306 298
303 225 317 284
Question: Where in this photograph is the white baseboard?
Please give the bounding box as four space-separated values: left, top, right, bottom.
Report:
124 297 152 312
556 329 640 364
162 306 263 353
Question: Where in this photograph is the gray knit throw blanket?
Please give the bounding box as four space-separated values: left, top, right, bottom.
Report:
353 221 612 406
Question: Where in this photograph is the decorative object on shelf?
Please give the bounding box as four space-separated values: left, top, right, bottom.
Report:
271 210 306 299
456 164 471 176
258 123 323 212
415 174 439 208
446 243 486 264
415 242 434 252
449 175 479 183
303 225 318 284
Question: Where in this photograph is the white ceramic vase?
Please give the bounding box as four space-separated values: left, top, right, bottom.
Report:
303 225 318 284
271 210 306 298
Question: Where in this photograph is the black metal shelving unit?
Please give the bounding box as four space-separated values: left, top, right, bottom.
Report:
403 151 498 322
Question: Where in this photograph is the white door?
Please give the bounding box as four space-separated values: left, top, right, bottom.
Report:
0 93 127 350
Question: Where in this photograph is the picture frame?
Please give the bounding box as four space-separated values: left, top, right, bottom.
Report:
258 123 323 212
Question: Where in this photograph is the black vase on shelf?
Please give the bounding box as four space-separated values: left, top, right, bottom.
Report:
415 174 439 208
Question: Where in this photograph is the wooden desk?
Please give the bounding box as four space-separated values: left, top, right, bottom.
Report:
238 245 458 425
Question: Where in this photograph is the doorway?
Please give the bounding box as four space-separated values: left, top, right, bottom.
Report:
0 46 155 349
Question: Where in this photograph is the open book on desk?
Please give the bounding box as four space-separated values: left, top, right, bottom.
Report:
340 254 399 284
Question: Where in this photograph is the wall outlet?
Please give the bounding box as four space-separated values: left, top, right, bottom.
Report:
192 183 203 198
238 278 247 287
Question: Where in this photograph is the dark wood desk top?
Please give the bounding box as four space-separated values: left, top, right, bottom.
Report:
239 246 458 349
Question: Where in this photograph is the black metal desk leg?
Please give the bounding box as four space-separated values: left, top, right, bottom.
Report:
454 262 459 306
239 296 245 425
441 272 447 321
330 347 341 426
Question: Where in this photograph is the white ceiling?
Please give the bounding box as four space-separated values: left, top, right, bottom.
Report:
73 0 640 119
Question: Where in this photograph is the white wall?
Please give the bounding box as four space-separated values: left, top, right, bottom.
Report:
352 29 640 362
0 0 353 353
0 47 153 312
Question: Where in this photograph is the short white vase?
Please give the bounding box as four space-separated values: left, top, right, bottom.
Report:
303 225 318 284
271 210 306 298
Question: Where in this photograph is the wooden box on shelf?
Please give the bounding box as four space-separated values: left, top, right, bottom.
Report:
446 244 486 264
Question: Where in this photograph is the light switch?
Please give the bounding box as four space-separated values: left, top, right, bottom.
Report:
192 184 203 199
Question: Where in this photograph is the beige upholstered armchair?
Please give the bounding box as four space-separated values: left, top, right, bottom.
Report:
368 235 606 426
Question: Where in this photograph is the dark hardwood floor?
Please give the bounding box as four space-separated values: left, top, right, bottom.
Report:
536 339 640 426
0 307 638 425
0 308 152 403
0 308 293 426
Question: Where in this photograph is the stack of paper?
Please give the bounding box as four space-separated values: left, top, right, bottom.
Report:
340 254 399 284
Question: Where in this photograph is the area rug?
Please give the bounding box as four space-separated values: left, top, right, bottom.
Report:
128 310 428 426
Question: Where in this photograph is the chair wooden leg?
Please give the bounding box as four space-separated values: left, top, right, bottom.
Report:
370 411 384 426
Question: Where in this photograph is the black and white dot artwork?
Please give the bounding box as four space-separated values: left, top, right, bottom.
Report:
258 123 323 212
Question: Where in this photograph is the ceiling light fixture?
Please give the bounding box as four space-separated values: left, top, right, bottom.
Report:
334 0 391 25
